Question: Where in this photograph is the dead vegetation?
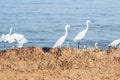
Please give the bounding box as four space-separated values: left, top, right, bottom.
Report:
0 46 120 80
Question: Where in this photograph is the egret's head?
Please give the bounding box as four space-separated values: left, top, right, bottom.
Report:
86 20 91 26
95 42 98 46
10 27 13 32
86 20 91 24
65 24 70 29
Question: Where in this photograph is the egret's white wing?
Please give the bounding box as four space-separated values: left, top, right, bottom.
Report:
53 36 65 48
108 39 120 47
73 29 87 42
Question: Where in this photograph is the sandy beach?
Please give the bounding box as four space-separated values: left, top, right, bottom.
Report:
0 46 120 80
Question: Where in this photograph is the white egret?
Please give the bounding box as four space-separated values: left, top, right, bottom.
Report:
108 39 120 48
0 28 13 47
95 42 98 49
73 20 91 48
0 28 13 42
0 27 28 48
53 25 70 48
83 45 87 48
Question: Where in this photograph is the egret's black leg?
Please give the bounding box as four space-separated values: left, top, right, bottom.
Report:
78 42 80 49
57 48 62 56
108 46 111 49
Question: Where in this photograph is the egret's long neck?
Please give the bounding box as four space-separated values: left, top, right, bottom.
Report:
64 27 68 37
86 22 89 30
9 29 12 35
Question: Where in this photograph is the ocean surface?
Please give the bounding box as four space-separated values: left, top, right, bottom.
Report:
0 0 120 49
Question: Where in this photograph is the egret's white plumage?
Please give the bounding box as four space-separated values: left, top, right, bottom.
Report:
83 45 87 48
0 34 5 42
108 39 120 48
95 42 98 49
10 33 28 48
53 25 70 48
0 28 14 48
0 28 13 43
10 33 24 42
16 38 28 48
0 28 28 48
73 20 91 48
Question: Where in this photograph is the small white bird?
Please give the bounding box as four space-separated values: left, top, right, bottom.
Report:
73 20 91 48
0 28 13 47
83 45 87 48
0 27 28 48
53 25 70 48
95 42 98 49
108 39 120 48
0 28 13 42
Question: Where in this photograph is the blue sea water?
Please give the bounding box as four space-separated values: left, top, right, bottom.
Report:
0 0 120 49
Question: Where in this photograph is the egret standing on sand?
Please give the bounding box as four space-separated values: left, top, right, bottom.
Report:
53 25 70 48
108 39 120 48
73 20 91 48
95 42 98 49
